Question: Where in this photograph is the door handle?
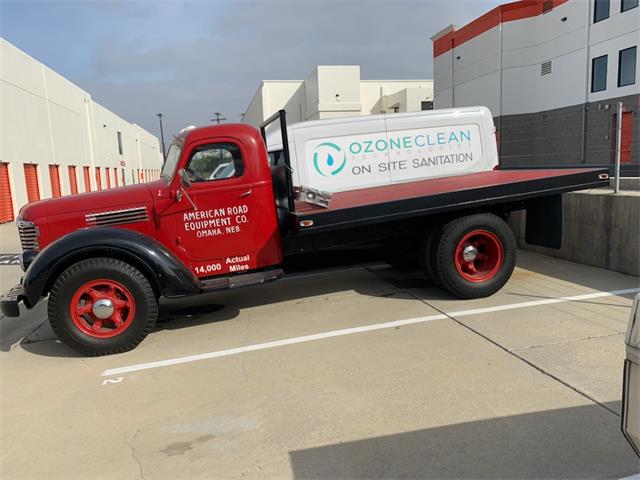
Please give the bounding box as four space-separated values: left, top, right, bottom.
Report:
239 189 252 198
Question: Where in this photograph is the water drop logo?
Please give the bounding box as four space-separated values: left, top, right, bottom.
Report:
312 142 347 177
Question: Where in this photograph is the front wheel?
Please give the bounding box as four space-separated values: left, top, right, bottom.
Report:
434 213 516 299
48 258 158 356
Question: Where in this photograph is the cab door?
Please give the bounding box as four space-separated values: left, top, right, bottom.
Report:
169 138 280 276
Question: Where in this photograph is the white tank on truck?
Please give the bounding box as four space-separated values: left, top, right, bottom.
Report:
265 106 498 193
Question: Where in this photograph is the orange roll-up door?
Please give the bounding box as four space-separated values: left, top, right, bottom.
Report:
83 166 91 192
613 110 634 164
68 166 78 195
621 111 633 164
49 165 61 198
24 164 40 203
0 163 14 223
95 167 102 191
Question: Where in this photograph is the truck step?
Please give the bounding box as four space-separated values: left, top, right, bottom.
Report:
199 269 283 292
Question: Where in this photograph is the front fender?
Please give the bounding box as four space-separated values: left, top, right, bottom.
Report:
22 228 200 307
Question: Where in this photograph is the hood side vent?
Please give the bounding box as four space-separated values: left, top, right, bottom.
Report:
86 206 149 227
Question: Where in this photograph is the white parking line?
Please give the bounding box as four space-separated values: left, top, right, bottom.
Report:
102 287 639 377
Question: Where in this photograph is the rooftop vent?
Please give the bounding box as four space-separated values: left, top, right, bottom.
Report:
541 61 552 75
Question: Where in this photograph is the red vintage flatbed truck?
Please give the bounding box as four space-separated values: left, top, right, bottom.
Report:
1 109 609 355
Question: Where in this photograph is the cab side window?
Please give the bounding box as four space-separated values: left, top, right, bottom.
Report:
186 143 244 182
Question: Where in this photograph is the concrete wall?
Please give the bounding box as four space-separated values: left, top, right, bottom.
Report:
243 65 433 127
0 38 163 219
509 189 640 276
361 81 434 114
312 66 362 119
242 87 265 129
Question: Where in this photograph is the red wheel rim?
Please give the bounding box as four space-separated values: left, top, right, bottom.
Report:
454 229 504 283
69 279 136 338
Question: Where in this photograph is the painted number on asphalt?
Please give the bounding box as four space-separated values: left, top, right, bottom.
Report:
0 254 19 265
101 376 124 385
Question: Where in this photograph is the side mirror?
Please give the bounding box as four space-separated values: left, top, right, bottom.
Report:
178 168 192 189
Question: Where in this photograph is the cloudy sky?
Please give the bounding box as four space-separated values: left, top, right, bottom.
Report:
1 0 500 138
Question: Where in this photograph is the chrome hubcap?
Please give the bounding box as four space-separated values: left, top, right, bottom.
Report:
462 245 479 262
92 298 115 319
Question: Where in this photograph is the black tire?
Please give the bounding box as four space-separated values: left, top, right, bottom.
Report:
434 213 516 299
48 257 158 356
420 226 443 287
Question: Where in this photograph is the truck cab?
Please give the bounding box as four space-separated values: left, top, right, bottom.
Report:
154 124 282 277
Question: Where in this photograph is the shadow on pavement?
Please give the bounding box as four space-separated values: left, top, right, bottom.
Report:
289 402 640 479
17 249 444 358
514 250 640 293
14 249 638 359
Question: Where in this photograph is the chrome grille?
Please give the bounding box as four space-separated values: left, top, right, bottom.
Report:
85 206 149 227
17 219 39 251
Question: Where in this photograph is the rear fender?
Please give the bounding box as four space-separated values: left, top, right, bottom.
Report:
22 228 200 307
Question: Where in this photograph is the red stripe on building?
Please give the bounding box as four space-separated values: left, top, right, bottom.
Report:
433 0 570 58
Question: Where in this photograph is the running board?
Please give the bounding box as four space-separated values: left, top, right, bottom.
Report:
200 269 284 292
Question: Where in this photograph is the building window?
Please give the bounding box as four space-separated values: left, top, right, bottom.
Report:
594 0 610 22
618 46 637 87
421 101 434 111
117 131 123 155
621 0 638 12
591 55 608 92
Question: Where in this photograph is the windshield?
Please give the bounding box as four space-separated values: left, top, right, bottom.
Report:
160 142 182 180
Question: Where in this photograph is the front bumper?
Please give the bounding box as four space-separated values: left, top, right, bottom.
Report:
0 284 23 317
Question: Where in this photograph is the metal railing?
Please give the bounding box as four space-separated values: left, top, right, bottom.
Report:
614 102 623 194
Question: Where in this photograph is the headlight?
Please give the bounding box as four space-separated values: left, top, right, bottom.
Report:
626 294 640 349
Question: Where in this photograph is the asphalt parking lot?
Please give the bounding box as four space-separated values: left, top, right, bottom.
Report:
1 249 639 479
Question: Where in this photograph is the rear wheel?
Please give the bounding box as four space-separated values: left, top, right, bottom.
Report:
48 258 158 356
434 213 516 299
420 226 443 287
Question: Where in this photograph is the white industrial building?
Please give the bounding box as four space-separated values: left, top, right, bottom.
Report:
0 38 163 224
243 65 434 127
431 0 638 172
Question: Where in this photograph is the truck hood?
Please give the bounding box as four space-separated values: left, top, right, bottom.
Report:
20 182 156 220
